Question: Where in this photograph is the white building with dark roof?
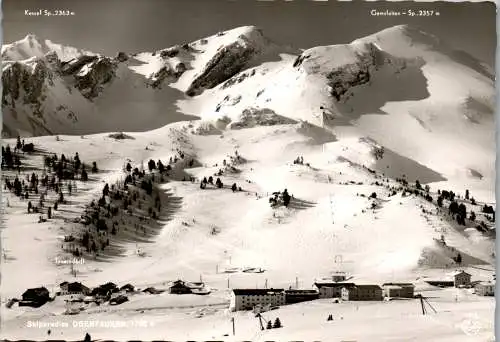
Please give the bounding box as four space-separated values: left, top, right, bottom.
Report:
474 281 495 296
59 281 90 296
230 289 285 311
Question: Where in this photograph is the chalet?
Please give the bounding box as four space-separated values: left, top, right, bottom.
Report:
285 289 319 304
230 288 285 312
169 280 192 294
20 287 50 307
119 284 135 293
60 282 90 296
382 283 415 298
91 282 119 297
341 285 383 301
314 282 356 299
452 270 472 288
474 282 495 296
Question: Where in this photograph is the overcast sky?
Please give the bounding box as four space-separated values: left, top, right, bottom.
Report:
2 0 496 67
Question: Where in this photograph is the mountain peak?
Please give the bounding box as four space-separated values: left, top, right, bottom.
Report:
2 35 96 63
384 24 420 33
18 33 50 52
23 33 44 43
206 25 269 47
355 24 492 79
357 24 440 49
220 25 263 36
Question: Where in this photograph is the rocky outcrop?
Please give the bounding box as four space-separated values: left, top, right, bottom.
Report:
175 62 186 74
2 59 51 108
181 43 194 52
45 51 61 71
2 63 23 106
324 44 385 101
74 57 117 99
229 107 297 129
60 55 98 75
25 60 51 104
149 62 186 88
221 68 256 89
293 54 311 68
149 66 179 88
186 39 258 96
327 63 371 101
116 52 129 62
160 47 180 58
150 67 172 88
292 43 397 102
215 94 242 112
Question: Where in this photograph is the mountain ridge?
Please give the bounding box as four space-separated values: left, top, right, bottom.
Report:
0 25 495 197
1 33 96 62
1 24 492 137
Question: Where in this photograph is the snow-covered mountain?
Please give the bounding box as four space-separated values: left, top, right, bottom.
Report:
1 34 94 62
2 24 494 197
176 25 495 200
1 27 293 138
1 35 198 137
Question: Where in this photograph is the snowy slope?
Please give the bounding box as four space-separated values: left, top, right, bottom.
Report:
1 123 495 293
0 122 495 340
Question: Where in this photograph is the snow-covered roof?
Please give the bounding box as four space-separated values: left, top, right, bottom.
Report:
475 281 495 287
382 282 415 287
384 285 403 290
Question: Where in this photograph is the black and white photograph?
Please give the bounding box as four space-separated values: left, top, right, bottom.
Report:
0 0 496 340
